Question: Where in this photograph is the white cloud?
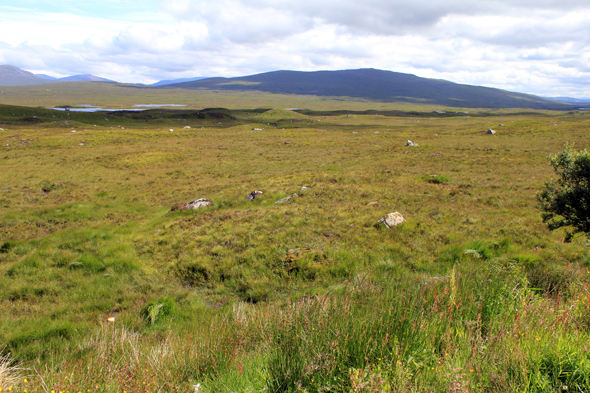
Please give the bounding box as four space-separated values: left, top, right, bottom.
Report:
0 0 590 96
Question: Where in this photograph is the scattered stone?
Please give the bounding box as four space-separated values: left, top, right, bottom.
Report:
486 129 496 134
276 193 298 204
374 131 379 134
171 198 213 212
184 126 191 129
300 186 308 191
499 124 504 126
376 212 405 228
246 190 263 200
169 129 174 132
406 140 419 147
252 128 263 131
367 201 379 206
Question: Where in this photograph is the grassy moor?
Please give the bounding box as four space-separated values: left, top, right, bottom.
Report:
1 99 590 392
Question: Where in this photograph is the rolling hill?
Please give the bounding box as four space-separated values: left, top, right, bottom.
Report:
162 68 572 110
0 65 115 86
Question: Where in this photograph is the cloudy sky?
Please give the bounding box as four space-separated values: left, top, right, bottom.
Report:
1 0 589 97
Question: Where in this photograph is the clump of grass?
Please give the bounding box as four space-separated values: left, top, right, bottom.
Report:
423 174 450 184
141 297 176 325
0 241 16 254
0 351 22 390
525 262 576 298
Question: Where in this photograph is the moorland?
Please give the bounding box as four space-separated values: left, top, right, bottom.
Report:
1 86 590 392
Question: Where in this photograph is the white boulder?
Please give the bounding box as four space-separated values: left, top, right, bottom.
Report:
377 212 405 228
186 198 213 209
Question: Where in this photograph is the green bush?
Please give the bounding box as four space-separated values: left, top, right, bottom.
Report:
538 145 590 241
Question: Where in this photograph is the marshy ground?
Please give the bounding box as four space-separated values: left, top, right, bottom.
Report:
1 104 590 392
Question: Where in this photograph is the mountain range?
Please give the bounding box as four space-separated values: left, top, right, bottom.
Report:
0 65 115 85
0 65 206 87
0 64 580 110
542 96 590 105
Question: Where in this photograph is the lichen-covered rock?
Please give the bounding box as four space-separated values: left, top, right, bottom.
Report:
171 198 213 211
276 193 298 204
246 191 263 200
376 212 405 228
187 198 213 209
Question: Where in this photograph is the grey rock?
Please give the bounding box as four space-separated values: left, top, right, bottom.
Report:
246 190 263 200
276 193 298 204
187 198 213 209
171 198 213 212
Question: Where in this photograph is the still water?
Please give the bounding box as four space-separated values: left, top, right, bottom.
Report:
50 104 187 112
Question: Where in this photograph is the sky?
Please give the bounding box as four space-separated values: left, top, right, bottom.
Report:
0 0 589 97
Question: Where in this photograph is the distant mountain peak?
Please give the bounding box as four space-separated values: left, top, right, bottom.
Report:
0 65 115 86
58 74 116 82
0 64 49 86
150 76 209 86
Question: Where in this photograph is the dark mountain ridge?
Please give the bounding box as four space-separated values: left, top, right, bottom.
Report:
163 68 571 110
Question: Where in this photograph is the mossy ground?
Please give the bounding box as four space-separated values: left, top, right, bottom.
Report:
1 103 590 392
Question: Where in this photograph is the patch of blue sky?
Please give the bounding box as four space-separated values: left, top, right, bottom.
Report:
0 0 169 22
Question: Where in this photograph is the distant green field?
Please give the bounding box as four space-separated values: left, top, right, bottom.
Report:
1 100 590 392
0 81 503 111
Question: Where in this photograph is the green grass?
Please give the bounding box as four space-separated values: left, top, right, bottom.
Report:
1 102 590 392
